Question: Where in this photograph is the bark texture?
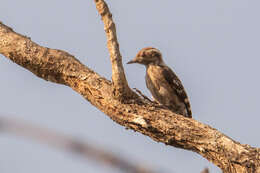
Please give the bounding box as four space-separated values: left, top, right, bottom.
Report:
94 0 134 100
0 1 260 172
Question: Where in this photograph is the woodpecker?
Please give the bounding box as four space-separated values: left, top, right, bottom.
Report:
127 47 192 118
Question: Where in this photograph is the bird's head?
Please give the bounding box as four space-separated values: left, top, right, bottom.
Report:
127 47 163 66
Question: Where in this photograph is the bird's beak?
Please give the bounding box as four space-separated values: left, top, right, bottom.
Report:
127 60 136 64
127 57 138 64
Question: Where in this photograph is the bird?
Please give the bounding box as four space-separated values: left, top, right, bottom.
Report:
127 47 192 118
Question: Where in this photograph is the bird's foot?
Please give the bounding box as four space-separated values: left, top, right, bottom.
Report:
133 88 154 103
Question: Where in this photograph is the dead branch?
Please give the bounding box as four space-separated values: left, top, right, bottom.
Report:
0 1 260 172
94 0 134 100
0 116 156 173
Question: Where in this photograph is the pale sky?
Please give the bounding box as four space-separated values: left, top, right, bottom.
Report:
1 1 260 173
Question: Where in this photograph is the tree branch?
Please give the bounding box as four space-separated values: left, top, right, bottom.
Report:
0 2 260 172
0 116 156 173
94 0 134 100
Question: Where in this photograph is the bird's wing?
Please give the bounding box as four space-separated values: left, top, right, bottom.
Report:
161 66 192 117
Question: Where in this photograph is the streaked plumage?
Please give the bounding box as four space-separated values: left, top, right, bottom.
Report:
127 47 192 118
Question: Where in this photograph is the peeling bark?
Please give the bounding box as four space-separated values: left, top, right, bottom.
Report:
0 1 260 172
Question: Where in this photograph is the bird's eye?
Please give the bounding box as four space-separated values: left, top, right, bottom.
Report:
152 52 160 57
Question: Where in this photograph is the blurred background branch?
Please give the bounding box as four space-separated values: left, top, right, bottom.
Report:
0 116 158 173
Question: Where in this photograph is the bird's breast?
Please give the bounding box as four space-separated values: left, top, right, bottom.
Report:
146 66 177 105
